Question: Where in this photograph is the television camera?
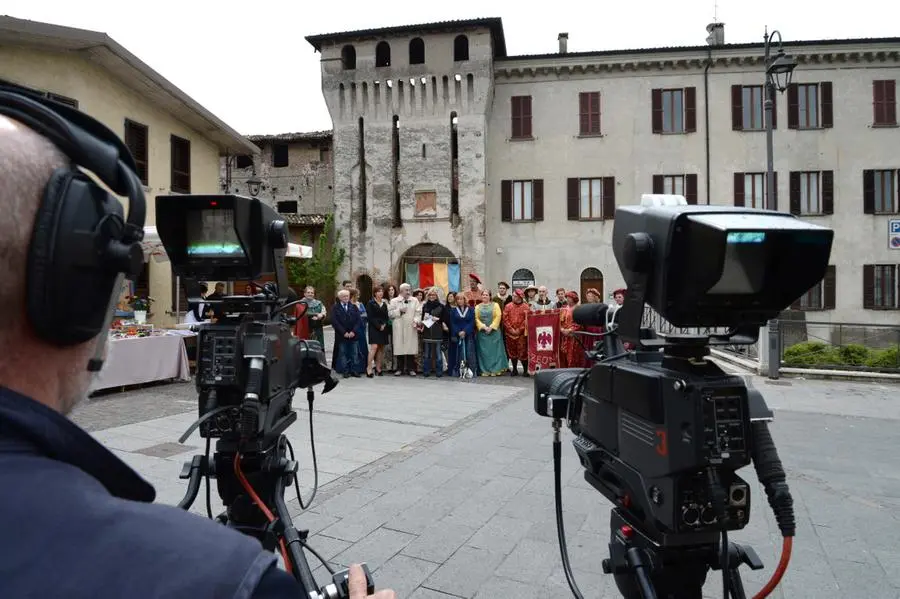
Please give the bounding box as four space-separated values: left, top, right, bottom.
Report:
156 194 376 599
534 201 833 599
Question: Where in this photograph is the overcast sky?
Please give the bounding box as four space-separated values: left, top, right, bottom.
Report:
6 0 898 135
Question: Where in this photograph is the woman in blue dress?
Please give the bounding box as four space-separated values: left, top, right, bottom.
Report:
351 288 368 375
475 289 509 376
449 291 477 377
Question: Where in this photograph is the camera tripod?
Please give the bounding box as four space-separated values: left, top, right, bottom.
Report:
602 509 764 599
177 433 372 598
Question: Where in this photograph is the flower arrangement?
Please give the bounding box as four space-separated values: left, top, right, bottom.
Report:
126 295 154 312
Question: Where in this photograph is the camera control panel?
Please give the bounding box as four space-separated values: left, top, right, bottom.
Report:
700 387 749 465
197 328 239 387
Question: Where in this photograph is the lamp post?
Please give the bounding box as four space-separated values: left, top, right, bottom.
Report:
763 30 797 211
246 175 262 197
763 29 797 379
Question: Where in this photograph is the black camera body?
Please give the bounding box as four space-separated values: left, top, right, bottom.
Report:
534 200 831 598
156 194 337 451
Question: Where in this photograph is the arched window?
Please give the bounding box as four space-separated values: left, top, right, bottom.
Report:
511 268 535 290
375 41 391 67
341 45 356 70
409 37 425 65
453 35 469 61
580 267 604 302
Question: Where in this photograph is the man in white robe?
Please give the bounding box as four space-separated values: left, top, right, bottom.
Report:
388 283 421 376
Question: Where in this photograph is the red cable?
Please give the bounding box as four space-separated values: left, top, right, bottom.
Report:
753 536 793 599
233 453 293 574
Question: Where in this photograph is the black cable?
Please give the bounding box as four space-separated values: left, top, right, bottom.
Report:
300 540 335 575
286 395 319 510
204 437 212 519
553 427 584 599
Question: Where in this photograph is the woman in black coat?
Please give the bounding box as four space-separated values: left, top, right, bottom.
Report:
365 286 390 376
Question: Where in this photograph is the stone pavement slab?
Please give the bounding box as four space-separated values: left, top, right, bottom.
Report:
73 371 900 598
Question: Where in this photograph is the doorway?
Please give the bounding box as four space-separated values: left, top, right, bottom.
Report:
580 267 604 302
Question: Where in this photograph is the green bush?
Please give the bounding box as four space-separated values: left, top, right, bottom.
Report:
783 342 841 367
783 341 900 370
866 346 900 369
838 344 870 366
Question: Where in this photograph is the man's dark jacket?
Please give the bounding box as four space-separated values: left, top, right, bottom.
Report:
0 386 305 598
330 301 361 339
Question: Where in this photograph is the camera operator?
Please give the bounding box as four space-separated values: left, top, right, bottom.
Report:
0 113 394 598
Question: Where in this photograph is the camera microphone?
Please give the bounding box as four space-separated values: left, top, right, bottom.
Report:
572 302 610 328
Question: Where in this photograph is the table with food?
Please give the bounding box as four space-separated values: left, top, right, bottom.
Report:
88 319 195 393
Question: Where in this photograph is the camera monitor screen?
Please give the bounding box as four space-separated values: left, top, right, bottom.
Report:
185 208 246 258
706 231 767 295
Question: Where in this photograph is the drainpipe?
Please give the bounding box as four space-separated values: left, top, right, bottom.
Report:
704 47 712 204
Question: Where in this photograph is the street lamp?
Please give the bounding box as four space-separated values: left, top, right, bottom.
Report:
246 175 262 197
763 29 797 380
763 29 797 212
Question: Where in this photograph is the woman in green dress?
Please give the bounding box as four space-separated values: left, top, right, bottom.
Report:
475 289 509 376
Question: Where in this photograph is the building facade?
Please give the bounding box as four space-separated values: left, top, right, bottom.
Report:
308 19 900 324
221 131 333 245
0 16 258 327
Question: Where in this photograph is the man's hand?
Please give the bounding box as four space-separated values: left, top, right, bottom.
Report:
348 564 395 599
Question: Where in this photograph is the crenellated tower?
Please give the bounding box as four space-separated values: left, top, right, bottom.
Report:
306 18 506 293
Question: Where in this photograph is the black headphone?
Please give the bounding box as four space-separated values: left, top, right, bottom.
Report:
0 81 146 364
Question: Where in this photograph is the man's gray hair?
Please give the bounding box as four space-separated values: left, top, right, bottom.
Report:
0 115 68 336
398 283 411 291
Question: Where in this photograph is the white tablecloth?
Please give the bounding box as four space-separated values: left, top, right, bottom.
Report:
90 334 192 392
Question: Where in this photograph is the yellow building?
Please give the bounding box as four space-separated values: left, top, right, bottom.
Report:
0 16 259 326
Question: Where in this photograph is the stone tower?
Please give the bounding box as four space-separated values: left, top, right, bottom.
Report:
305 19 506 290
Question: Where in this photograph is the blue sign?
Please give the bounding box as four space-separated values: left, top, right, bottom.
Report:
891 220 900 249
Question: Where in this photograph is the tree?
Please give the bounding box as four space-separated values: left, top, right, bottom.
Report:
286 215 346 305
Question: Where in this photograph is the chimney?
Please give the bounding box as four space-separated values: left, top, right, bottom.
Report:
706 22 725 46
558 32 568 54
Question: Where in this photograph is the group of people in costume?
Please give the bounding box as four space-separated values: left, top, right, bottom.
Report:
291 275 628 378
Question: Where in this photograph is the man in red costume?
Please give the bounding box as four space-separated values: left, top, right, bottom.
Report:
463 273 482 307
502 289 530 376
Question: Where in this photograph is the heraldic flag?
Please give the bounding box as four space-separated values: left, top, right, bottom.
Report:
527 309 560 375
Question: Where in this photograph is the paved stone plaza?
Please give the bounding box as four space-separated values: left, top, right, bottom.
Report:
72 370 900 598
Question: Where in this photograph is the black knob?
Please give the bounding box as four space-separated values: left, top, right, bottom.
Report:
105 241 144 277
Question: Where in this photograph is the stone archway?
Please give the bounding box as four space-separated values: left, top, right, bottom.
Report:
580 267 604 302
511 268 535 291
400 243 458 295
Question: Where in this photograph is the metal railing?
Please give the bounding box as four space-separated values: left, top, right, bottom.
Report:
641 307 759 359
640 306 731 337
779 320 900 372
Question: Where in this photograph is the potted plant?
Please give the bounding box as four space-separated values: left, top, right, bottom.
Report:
126 295 154 324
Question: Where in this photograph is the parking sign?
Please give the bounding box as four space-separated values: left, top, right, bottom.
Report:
890 220 900 249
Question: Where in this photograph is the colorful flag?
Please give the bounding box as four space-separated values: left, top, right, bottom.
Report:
448 263 461 293
419 263 435 289
433 263 449 295
405 263 419 289
527 309 561 375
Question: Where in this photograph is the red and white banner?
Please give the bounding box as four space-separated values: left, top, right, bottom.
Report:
527 309 561 374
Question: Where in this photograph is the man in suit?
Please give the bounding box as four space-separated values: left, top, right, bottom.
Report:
332 289 362 377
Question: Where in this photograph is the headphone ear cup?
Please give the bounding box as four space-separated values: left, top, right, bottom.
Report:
27 167 73 344
27 168 123 346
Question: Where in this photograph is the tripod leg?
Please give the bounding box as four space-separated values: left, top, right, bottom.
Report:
727 568 747 599
177 455 207 510
273 472 319 594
